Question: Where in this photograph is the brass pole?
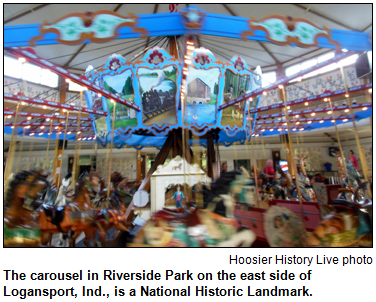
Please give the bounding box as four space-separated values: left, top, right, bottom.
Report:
56 112 70 188
280 86 304 213
15 127 26 173
43 120 54 173
71 92 83 189
107 101 117 199
339 66 369 184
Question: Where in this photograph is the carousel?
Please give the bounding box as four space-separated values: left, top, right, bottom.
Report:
3 5 373 247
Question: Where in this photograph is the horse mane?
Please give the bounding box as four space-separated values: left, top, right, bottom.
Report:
5 170 49 207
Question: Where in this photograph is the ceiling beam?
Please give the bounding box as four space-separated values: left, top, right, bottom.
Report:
323 132 338 142
63 4 124 69
145 4 159 49
221 4 280 64
4 4 49 24
292 4 355 31
360 23 372 32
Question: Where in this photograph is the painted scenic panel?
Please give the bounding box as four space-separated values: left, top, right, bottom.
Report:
221 69 250 128
102 69 137 129
184 67 220 125
138 65 178 127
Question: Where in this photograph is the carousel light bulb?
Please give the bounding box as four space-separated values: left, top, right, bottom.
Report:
187 41 194 45
319 120 324 123
187 45 195 51
62 109 66 112
65 79 71 83
83 137 87 140
249 97 253 101
7 115 12 119
21 102 26 105
41 126 45 129
43 105 47 109
183 71 189 75
77 131 81 134
110 99 114 103
368 88 372 93
345 109 350 112
270 128 273 131
11 126 14 129
262 91 267 96
292 128 296 131
18 57 26 63
300 128 304 131
94 136 96 139
57 131 61 134
55 127 59 130
88 137 92 140
67 131 71 134
46 118 50 121
311 113 316 116
283 123 287 126
305 102 308 106
324 98 328 102
261 129 265 132
331 120 335 122
278 85 284 89
343 119 348 122
78 138 81 141
327 111 332 114
287 106 290 109
342 48 348 52
252 134 255 137
39 132 44 135
278 128 282 131
255 134 259 137
362 107 367 110
27 117 32 120
308 121 312 124
26 126 31 129
98 93 102 97
296 121 300 125
345 94 349 98
83 87 88 91
185 59 192 64
30 133 34 136
295 115 299 118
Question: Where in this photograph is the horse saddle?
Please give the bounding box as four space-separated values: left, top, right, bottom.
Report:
153 209 188 222
42 204 66 225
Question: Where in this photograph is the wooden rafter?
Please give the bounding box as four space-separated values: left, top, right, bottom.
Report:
221 4 280 64
63 4 124 69
145 4 159 49
293 4 355 31
4 4 49 24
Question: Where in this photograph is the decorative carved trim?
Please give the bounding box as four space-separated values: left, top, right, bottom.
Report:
241 15 340 50
29 10 148 46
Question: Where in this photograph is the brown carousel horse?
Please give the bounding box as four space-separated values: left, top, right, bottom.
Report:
88 172 136 247
308 183 372 247
4 170 50 247
38 169 107 247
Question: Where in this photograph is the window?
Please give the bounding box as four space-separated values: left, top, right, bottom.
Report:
285 65 301 77
4 56 58 88
301 59 317 70
4 56 22 79
262 72 276 87
41 69 58 87
69 82 86 92
338 54 359 67
317 52 334 63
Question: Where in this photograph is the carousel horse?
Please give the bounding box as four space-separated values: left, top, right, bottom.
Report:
294 154 316 201
131 170 256 247
38 170 107 247
258 172 275 203
4 170 50 247
308 187 372 247
54 172 75 246
331 151 362 198
88 172 136 247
